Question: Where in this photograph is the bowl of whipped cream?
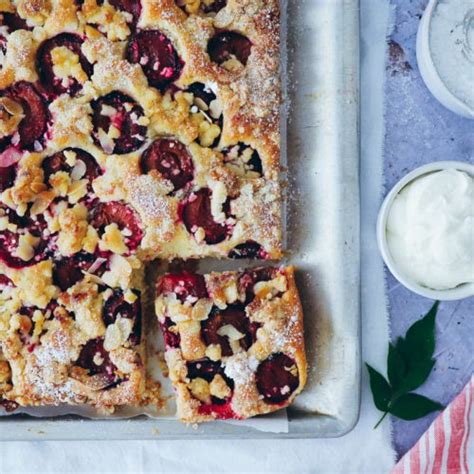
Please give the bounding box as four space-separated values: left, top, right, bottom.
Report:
417 0 474 119
377 161 474 300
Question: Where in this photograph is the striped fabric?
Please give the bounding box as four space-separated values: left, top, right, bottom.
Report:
392 377 473 474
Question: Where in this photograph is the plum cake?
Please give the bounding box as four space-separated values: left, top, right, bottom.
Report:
155 266 307 422
0 0 305 418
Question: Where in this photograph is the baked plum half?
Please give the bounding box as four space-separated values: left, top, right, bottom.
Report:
140 138 194 193
180 188 233 245
201 303 260 357
42 148 102 192
228 241 268 260
103 289 142 346
91 91 146 155
208 31 252 68
157 272 208 303
90 201 143 253
0 82 49 154
75 337 120 388
53 253 104 291
0 208 52 269
126 30 183 91
256 353 299 404
36 33 92 97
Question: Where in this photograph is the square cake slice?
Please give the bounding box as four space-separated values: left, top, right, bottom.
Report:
155 266 306 423
0 274 145 409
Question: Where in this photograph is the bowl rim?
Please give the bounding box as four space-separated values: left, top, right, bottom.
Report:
416 0 474 120
377 161 474 301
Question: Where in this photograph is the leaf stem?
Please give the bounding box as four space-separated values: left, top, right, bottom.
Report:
374 411 389 429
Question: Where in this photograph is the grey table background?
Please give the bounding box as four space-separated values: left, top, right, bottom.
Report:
385 0 474 459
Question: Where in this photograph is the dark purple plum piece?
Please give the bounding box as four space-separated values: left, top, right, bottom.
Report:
103 289 142 345
126 30 183 90
208 31 252 66
255 353 299 404
140 138 193 193
180 188 231 245
91 91 146 155
36 33 92 97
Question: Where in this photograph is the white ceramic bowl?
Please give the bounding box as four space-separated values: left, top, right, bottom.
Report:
416 0 474 120
377 161 474 301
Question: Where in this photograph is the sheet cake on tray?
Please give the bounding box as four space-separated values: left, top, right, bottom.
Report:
0 0 310 422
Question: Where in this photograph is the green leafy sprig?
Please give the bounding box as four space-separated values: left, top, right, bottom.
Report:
367 301 444 428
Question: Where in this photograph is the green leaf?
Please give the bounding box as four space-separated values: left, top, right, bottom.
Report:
387 341 406 388
404 301 439 361
389 393 444 420
398 359 436 394
389 337 436 395
366 302 442 428
366 363 392 412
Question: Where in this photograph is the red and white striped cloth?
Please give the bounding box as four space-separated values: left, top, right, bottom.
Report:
392 377 473 474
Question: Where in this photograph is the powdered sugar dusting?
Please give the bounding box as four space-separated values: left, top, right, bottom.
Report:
128 176 175 229
232 2 281 139
27 329 78 403
271 310 300 352
33 331 71 367
224 352 259 385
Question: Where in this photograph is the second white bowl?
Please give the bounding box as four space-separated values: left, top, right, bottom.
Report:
416 0 474 120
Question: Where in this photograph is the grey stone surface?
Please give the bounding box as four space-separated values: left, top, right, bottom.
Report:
385 0 474 459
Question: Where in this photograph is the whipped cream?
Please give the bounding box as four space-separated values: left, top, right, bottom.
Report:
387 169 474 290
430 0 474 112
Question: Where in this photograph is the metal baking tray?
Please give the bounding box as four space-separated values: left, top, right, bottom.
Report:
0 0 360 440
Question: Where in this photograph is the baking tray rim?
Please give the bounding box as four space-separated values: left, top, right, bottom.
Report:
0 0 361 440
